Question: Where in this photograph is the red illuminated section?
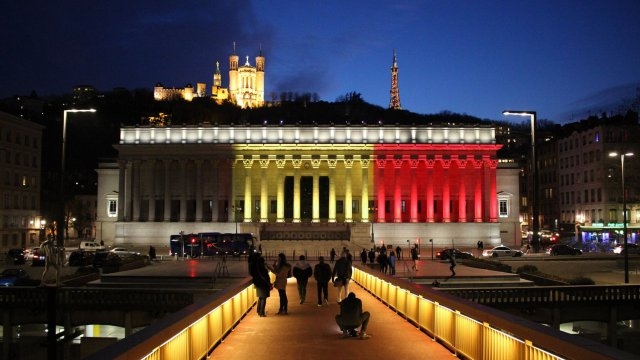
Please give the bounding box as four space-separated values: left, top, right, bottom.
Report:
372 143 501 223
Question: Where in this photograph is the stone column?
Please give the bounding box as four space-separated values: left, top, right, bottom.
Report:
148 160 156 221
132 160 141 221
458 157 467 222
441 156 451 223
312 158 322 222
488 157 498 223
260 159 269 222
473 158 483 222
292 159 302 223
426 158 435 222
376 158 386 222
243 159 253 222
163 160 171 221
179 160 187 222
410 158 418 222
345 158 353 222
328 159 337 222
195 160 203 222
361 159 370 222
230 160 238 223
276 159 286 222
393 157 402 222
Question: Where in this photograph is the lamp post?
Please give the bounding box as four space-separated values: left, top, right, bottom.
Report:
59 109 96 247
609 151 634 284
503 110 539 251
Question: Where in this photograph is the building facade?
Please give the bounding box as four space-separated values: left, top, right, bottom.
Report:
0 111 44 252
96 124 521 252
555 114 640 248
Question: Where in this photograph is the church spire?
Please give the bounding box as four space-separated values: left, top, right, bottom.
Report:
389 49 401 110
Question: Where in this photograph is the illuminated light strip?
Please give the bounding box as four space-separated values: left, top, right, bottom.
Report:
120 126 498 145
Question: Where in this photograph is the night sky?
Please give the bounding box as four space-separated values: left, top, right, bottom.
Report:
2 1 639 123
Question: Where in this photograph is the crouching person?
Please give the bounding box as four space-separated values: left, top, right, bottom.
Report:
335 292 371 339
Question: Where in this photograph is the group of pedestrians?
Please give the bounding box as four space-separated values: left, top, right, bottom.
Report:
248 248 371 339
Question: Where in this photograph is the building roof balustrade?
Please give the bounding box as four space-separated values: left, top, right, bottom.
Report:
119 125 498 146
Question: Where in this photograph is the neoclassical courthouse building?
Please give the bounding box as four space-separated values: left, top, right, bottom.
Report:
95 50 521 254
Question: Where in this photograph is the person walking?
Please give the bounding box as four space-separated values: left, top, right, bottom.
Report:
449 251 457 277
292 255 313 304
332 251 352 303
271 253 292 315
388 251 396 275
410 245 419 271
377 251 388 274
314 256 332 306
395 245 402 260
360 248 367 264
368 248 375 264
330 248 336 264
335 292 371 339
249 254 271 317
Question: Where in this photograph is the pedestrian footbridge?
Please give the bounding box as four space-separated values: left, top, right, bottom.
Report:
85 264 633 360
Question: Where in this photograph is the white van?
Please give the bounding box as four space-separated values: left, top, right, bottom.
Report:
79 241 105 251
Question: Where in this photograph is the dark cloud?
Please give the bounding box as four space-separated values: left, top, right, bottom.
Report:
556 82 640 122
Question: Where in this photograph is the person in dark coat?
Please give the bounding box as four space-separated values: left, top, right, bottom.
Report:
395 245 402 260
377 252 388 274
335 292 371 339
250 255 271 317
360 249 367 264
368 248 375 264
332 251 353 303
330 248 336 263
313 256 332 306
292 255 313 304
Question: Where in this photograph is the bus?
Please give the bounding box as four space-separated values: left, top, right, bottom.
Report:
169 232 254 258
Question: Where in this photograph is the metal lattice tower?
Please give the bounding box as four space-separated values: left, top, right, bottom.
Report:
389 49 401 110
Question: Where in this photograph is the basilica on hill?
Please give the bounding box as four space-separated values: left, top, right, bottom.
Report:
96 50 521 254
153 43 265 108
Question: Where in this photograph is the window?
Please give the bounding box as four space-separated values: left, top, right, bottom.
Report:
352 200 359 214
107 199 118 217
498 192 513 218
336 200 344 214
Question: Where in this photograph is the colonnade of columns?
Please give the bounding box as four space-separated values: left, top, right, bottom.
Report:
232 153 498 224
116 153 498 224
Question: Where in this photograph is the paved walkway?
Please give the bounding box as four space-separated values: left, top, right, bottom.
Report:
211 259 457 360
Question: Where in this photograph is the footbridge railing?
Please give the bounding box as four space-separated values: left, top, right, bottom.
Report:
351 266 634 360
90 267 634 360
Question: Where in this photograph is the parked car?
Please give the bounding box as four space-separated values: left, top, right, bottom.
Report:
109 247 140 259
78 241 105 251
0 268 32 286
6 248 26 265
613 243 640 255
482 245 522 258
548 244 582 256
25 247 40 261
68 250 95 266
436 248 474 260
31 248 46 266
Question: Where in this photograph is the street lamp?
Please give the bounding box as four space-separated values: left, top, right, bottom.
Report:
59 109 96 246
609 151 634 283
503 110 539 251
